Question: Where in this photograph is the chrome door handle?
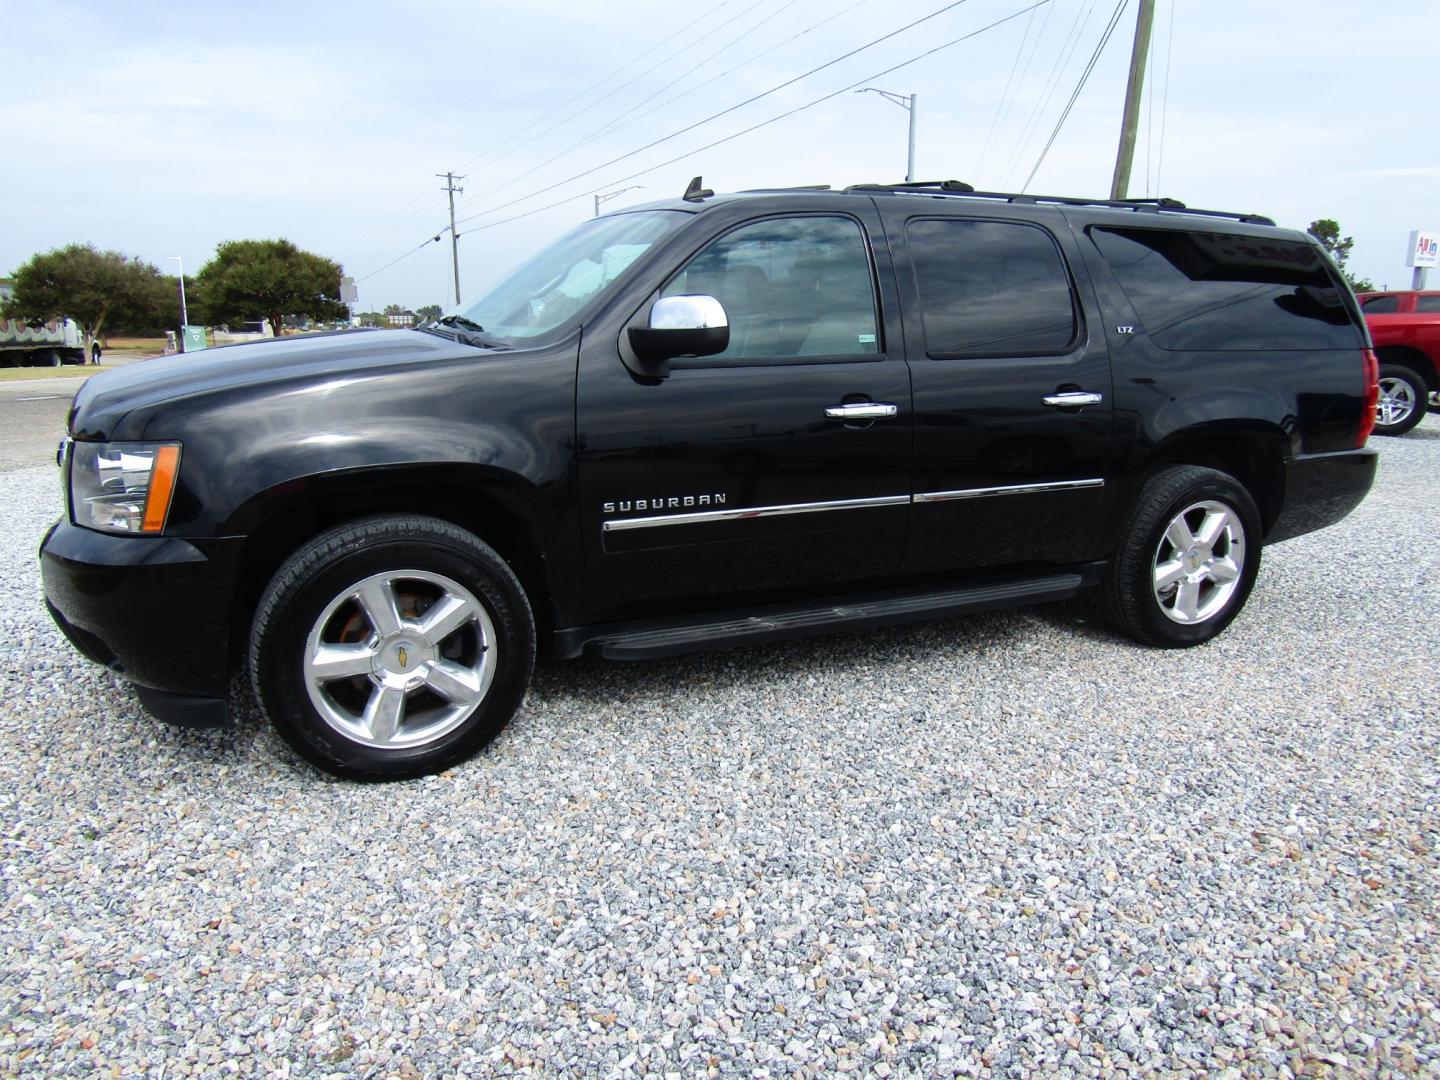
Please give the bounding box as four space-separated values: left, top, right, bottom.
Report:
825 402 898 420
1042 391 1103 409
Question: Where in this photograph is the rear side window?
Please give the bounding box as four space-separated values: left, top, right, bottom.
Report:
1363 294 1400 313
1416 295 1440 313
906 219 1077 359
1091 227 1361 350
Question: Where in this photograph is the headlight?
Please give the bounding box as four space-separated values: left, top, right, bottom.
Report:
69 441 182 534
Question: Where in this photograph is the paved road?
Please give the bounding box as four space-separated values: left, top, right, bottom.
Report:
0 353 157 472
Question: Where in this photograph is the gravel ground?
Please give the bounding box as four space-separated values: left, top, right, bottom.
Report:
0 420 1437 1077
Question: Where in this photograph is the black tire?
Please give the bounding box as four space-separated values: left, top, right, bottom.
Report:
250 514 535 780
1374 363 1427 436
1100 466 1262 648
44 349 61 368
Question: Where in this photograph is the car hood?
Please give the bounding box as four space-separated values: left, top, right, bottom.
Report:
68 329 480 440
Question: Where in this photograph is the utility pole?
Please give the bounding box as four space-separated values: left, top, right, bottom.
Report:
437 172 464 305
856 88 917 183
1109 0 1156 201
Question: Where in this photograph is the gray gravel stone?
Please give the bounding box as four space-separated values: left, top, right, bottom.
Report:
0 417 1437 1076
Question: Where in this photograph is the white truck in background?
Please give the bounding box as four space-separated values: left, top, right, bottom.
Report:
0 281 100 366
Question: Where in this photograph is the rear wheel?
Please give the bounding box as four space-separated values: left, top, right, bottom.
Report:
1374 364 1427 436
1101 466 1262 648
44 349 61 367
250 515 535 780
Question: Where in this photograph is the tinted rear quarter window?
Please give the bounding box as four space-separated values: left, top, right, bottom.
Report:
1363 294 1401 313
907 219 1077 358
1091 226 1361 350
1415 295 1440 314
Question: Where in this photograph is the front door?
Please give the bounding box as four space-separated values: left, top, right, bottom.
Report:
577 210 912 622
877 207 1114 575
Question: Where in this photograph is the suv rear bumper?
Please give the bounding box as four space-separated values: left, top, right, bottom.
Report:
39 519 241 727
1266 448 1378 545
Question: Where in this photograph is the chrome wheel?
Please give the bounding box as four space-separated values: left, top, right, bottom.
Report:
303 569 496 750
1152 500 1246 625
1377 376 1417 429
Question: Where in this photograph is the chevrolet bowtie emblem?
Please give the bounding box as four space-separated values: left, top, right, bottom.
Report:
397 646 409 669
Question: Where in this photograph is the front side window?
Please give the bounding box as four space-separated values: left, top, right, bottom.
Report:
660 215 879 361
1415 295 1440 313
1362 294 1400 314
906 219 1078 359
451 210 686 341
1091 226 1362 351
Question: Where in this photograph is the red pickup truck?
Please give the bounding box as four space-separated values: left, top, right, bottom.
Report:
1358 290 1440 435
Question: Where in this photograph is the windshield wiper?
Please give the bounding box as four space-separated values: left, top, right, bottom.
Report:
419 314 512 350
436 314 486 333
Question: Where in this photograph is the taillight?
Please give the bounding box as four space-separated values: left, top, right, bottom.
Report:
1357 348 1379 446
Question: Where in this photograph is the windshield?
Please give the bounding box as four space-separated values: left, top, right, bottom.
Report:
447 210 686 341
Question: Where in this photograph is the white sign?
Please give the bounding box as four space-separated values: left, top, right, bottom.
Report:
1407 230 1438 268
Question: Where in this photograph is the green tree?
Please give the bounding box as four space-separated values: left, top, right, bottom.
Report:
195 239 347 337
355 311 388 328
1 244 169 358
1307 219 1376 293
415 303 442 323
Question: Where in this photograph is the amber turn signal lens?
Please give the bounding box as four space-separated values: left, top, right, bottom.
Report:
141 445 182 533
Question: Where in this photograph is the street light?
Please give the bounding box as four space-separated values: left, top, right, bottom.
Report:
169 256 189 353
855 88 917 183
594 186 645 217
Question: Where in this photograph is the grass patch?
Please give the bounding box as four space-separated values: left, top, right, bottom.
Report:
0 366 97 382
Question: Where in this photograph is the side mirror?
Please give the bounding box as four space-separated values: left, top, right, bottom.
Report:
627 295 729 371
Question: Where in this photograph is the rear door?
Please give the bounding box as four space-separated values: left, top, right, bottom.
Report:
876 203 1114 575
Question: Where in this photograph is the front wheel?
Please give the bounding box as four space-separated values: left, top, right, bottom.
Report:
250 515 535 780
1374 364 1427 436
1100 466 1262 648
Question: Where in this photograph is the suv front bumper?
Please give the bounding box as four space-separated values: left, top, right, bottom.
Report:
39 519 242 727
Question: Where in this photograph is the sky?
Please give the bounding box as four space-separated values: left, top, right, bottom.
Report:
3 0 1438 313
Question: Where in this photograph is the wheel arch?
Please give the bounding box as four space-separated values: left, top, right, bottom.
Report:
226 464 564 669
1148 424 1289 537
1375 345 1439 392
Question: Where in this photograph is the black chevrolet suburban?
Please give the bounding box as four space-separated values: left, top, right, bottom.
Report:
40 180 1379 779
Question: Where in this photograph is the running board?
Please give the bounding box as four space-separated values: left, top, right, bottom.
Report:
561 572 1090 660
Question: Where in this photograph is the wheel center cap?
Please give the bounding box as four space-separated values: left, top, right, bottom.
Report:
372 634 434 683
1184 546 1207 573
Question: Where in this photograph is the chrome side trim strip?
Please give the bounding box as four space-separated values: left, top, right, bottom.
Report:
602 494 909 532
913 478 1105 504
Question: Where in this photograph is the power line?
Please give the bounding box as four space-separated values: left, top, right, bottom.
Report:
1155 0 1176 195
356 0 1045 288
456 0 1051 235
999 0 1098 188
355 235 443 285
556 0 874 170
454 0 733 178
566 0 801 160
973 3 1043 180
458 0 781 213
1020 0 1129 192
346 0 738 275
451 0 981 228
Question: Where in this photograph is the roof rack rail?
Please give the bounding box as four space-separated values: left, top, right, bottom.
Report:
738 184 833 193
841 180 1275 226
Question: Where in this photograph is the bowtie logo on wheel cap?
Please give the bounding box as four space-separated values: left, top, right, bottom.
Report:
396 645 409 670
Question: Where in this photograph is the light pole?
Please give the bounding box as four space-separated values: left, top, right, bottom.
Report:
856 88 917 183
170 256 189 352
594 186 645 217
